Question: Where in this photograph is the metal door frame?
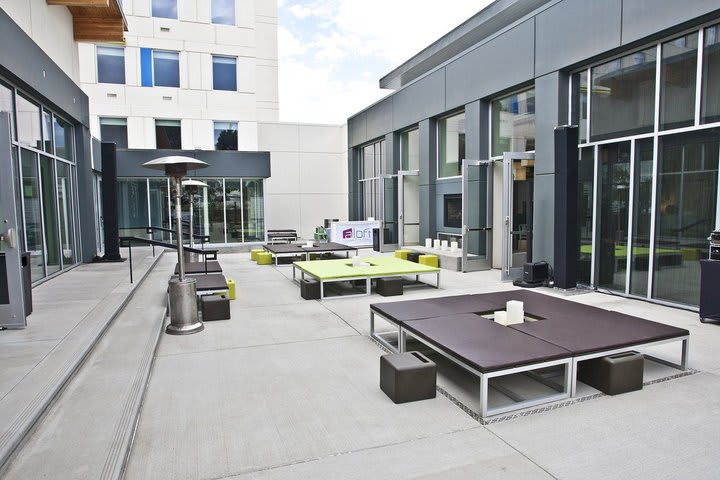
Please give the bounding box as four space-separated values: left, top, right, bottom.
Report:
502 152 535 281
461 160 493 272
378 174 398 252
397 169 419 248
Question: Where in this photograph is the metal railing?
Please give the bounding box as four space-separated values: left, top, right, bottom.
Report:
119 235 218 283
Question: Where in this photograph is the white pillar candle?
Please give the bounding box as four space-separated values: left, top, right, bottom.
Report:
494 310 508 326
425 238 433 248
433 239 441 249
450 241 459 252
306 240 314 248
441 240 449 251
506 300 524 325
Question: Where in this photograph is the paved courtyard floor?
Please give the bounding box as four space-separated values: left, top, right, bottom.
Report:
122 250 720 480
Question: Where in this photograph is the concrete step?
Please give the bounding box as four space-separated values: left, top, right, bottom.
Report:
0 253 171 479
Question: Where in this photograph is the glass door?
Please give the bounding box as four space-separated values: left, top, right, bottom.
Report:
462 160 493 272
502 152 535 281
379 174 398 251
398 170 419 247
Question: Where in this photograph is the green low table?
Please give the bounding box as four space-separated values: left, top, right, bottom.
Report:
292 256 440 300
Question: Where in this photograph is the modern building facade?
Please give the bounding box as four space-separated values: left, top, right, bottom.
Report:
348 0 720 308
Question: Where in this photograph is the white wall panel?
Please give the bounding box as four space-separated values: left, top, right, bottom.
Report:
265 151 300 194
178 89 207 109
298 153 347 194
191 119 214 149
200 53 213 91
178 0 197 22
78 43 97 84
236 121 258 150
298 124 345 153
215 26 255 47
257 122 298 151
254 22 276 61
238 0 256 28
264 194 302 232
236 57 256 93
299 195 349 238
125 47 140 86
255 65 278 104
196 0 211 24
133 0 151 17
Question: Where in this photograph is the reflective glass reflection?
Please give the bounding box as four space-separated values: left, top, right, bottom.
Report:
577 147 594 284
629 138 654 296
21 149 44 281
16 94 41 149
242 179 264 242
439 112 465 177
40 155 60 275
491 89 535 156
701 24 720 124
660 33 698 130
56 161 75 266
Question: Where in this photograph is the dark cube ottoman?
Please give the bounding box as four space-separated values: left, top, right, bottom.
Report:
578 351 644 395
376 277 403 297
380 351 436 403
406 252 420 263
300 278 320 300
201 295 230 321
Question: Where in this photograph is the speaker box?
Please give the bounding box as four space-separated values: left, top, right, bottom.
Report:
554 125 579 289
524 262 549 283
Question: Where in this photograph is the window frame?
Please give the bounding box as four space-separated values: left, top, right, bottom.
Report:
154 119 182 150
152 50 180 88
436 110 466 180
212 55 238 91
211 0 236 26
151 0 178 19
96 45 126 85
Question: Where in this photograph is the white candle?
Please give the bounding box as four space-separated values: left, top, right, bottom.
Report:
441 240 449 251
494 310 508 326
506 300 524 325
433 239 441 249
450 241 459 252
306 240 313 248
425 238 433 248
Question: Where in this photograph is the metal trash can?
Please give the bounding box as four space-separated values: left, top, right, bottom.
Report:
21 252 32 316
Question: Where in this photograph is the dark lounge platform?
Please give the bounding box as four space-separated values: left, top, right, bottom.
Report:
370 290 689 418
170 273 228 294
263 242 357 265
173 261 223 275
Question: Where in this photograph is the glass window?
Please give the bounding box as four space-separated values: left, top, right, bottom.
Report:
192 179 225 243
117 179 149 234
572 71 588 143
155 119 181 149
56 161 75 266
212 56 237 91
42 110 53 153
225 179 242 242
149 178 170 241
653 128 719 305
40 155 61 276
577 147 594 285
100 117 128 149
660 33 698 130
96 46 125 84
701 24 720 124
438 112 465 177
597 141 631 292
591 49 656 141
243 179 264 242
0 81 14 139
16 94 41 149
214 121 238 150
212 0 235 25
629 138 654 296
491 89 535 156
21 149 44 281
152 0 177 19
401 129 419 170
54 116 72 160
153 51 180 87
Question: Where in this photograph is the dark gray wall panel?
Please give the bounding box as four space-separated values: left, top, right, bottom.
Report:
392 69 445 130
75 127 97 262
464 101 481 161
348 112 367 147
365 98 393 142
419 119 437 186
535 0 622 75
0 8 89 126
445 19 535 110
435 180 462 235
419 184 436 239
533 172 555 267
116 149 271 178
622 0 720 45
535 71 568 176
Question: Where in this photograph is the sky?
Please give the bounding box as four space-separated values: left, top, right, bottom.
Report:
277 0 495 124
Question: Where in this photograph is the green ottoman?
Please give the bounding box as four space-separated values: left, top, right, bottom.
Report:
256 252 273 265
250 249 264 261
419 254 438 268
395 249 412 260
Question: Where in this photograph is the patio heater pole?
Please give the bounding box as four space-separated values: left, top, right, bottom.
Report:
143 156 209 335
182 179 208 254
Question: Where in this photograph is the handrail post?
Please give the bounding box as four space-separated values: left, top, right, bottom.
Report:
128 240 133 284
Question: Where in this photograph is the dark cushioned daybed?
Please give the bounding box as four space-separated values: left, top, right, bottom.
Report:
263 242 358 265
370 290 689 418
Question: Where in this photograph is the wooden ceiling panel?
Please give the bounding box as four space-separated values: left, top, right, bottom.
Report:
47 0 127 43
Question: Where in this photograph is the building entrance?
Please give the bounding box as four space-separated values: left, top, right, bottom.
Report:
502 152 535 281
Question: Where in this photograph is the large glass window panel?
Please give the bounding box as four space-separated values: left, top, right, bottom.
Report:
401 129 419 170
100 117 128 149
54 116 72 160
12 147 24 254
155 119 181 149
577 147 594 284
438 112 465 177
212 0 235 25
597 142 631 291
660 34 698 130
16 94 41 149
193 179 225 243
212 56 237 91
572 71 588 144
701 25 720 124
153 51 180 87
225 179 242 242
214 121 238 150
40 155 60 275
362 144 376 179
152 0 177 19
243 179 264 242
96 46 125 84
591 49 656 141
149 178 170 241
629 138 654 296
56 161 75 266
491 89 535 156
653 128 719 305
42 110 53 153
117 178 149 237
0 81 14 139
21 149 44 281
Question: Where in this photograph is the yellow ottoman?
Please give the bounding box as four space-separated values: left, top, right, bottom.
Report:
250 249 264 261
419 255 439 268
256 252 273 265
395 249 412 260
226 279 236 300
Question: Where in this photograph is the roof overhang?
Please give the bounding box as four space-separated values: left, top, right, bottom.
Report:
47 0 128 43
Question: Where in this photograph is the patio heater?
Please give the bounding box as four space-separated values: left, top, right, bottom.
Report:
182 179 208 254
142 156 209 335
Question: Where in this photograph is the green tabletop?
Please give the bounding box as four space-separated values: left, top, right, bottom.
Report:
294 256 439 280
579 245 682 257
